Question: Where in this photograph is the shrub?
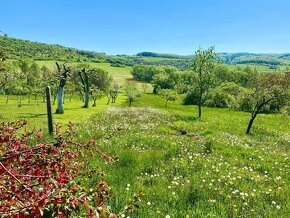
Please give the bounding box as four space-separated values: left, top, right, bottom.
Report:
159 89 178 107
184 82 250 110
0 121 116 217
183 91 199 105
204 90 236 108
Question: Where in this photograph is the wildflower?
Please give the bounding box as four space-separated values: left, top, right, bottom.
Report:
165 215 171 218
147 202 151 206
272 201 276 205
276 205 281 209
208 199 216 203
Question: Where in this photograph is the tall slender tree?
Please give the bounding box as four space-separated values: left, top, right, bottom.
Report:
192 46 217 118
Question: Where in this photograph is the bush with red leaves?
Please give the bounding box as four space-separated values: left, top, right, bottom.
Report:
0 120 117 217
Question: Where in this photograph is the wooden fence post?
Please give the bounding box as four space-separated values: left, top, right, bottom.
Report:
46 86 54 135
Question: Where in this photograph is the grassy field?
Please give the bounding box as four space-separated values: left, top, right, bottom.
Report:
0 93 124 129
35 61 133 84
1 65 289 217
75 95 290 217
1 91 289 217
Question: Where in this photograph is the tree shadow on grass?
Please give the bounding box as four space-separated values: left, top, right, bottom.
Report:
21 113 46 118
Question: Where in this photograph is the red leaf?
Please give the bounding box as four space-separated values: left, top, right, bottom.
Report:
54 197 62 204
10 168 18 176
33 167 41 176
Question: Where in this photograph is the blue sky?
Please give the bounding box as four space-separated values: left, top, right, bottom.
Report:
0 0 289 55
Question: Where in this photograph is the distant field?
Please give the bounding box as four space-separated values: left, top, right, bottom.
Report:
224 63 289 72
140 56 187 62
35 61 133 83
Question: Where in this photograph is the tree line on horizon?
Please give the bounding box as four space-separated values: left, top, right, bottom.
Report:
1 35 290 70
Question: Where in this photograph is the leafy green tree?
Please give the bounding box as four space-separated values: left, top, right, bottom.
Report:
109 83 120 104
78 67 112 108
90 68 112 91
152 66 180 93
19 60 30 83
245 73 290 134
192 46 217 118
13 83 29 107
204 82 249 109
40 65 51 81
124 83 140 107
214 65 235 84
68 65 87 103
0 55 13 93
28 62 40 87
27 62 41 102
160 89 178 107
131 65 160 82
90 85 104 107
175 71 195 94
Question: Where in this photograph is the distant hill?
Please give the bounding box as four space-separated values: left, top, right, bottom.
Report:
0 36 107 62
136 52 190 59
1 36 290 68
216 53 289 65
137 51 290 66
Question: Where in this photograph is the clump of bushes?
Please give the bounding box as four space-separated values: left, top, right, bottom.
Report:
183 81 288 113
0 120 117 217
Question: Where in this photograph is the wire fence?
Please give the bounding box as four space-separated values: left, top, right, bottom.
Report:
0 92 49 130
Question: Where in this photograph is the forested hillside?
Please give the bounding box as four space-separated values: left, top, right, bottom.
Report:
0 36 107 62
1 36 290 69
138 51 290 66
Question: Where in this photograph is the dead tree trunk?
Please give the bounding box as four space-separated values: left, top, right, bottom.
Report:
55 62 70 114
79 69 90 108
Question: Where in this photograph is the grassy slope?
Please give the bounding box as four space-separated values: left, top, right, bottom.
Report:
1 64 289 217
75 96 289 217
35 61 133 83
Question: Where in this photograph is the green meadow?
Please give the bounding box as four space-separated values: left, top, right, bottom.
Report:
1 66 289 217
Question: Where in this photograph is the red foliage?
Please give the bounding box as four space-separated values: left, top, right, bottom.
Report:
0 120 114 217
